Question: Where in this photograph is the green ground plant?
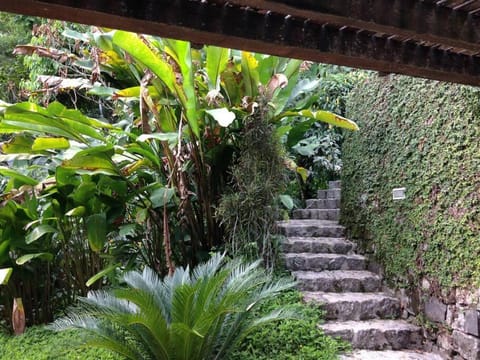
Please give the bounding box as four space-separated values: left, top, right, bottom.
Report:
51 253 295 360
231 289 349 360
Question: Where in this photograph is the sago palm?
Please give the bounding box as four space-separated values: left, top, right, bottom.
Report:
51 253 295 360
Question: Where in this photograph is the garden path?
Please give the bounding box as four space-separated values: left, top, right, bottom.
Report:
278 181 443 360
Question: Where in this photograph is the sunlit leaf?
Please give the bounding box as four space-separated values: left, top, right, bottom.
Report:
31 137 70 151
205 46 229 90
86 263 120 287
65 206 86 217
26 224 57 244
16 252 53 265
0 268 13 285
279 194 294 210
205 108 236 127
277 110 359 131
241 52 259 97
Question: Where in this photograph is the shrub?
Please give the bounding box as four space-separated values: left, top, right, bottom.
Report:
51 253 295 360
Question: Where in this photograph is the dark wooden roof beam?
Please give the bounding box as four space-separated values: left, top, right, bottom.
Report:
1 0 480 86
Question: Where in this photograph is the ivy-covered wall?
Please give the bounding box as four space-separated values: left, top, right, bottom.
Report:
342 74 480 296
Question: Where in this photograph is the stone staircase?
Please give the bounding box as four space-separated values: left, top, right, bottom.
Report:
278 181 442 360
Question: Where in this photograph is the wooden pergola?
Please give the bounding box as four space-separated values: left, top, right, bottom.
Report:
1 0 480 86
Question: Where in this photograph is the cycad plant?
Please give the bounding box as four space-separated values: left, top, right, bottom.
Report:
51 253 295 360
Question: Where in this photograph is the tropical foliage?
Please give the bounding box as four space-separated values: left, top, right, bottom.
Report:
0 22 359 328
51 253 295 360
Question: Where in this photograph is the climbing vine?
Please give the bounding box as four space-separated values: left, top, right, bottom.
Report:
342 74 480 295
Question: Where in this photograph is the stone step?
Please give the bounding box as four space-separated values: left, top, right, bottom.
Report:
329 180 341 189
284 253 366 271
317 188 341 199
303 292 400 321
294 270 382 292
339 350 443 360
282 237 354 254
293 208 340 221
319 319 422 350
277 219 344 237
306 198 340 209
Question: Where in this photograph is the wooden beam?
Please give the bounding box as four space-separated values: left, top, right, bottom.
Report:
0 0 479 86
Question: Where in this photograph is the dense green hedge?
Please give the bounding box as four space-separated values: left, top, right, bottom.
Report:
342 74 480 295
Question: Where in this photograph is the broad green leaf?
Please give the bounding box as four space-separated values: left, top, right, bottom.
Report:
241 52 259 97
112 31 176 94
62 154 119 175
86 213 107 252
150 186 175 208
71 182 97 204
31 137 70 151
65 206 86 217
0 268 13 285
62 29 90 42
1 135 34 154
279 194 294 210
0 167 38 186
87 86 117 97
26 224 57 244
164 39 199 138
137 132 178 145
16 252 53 265
205 46 229 90
277 110 359 131
205 108 236 127
86 263 120 287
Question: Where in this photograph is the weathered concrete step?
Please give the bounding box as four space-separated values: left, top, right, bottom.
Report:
293 208 340 220
306 198 340 209
303 292 400 321
319 319 422 350
277 219 344 237
282 237 354 254
339 350 443 360
294 270 382 292
317 188 341 199
329 180 341 189
285 253 366 271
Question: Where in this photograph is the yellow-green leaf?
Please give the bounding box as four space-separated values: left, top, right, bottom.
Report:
32 137 70 151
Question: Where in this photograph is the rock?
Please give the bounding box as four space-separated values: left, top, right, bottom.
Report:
319 319 421 350
452 330 480 360
293 270 382 292
465 309 480 336
437 330 454 353
425 297 446 323
339 350 443 359
282 237 353 254
284 253 366 271
303 291 400 321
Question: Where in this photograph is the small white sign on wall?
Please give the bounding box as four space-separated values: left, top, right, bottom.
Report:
392 187 406 200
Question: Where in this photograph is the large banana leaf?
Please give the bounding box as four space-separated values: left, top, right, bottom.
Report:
241 52 260 97
1 102 110 143
112 32 200 138
206 46 230 90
